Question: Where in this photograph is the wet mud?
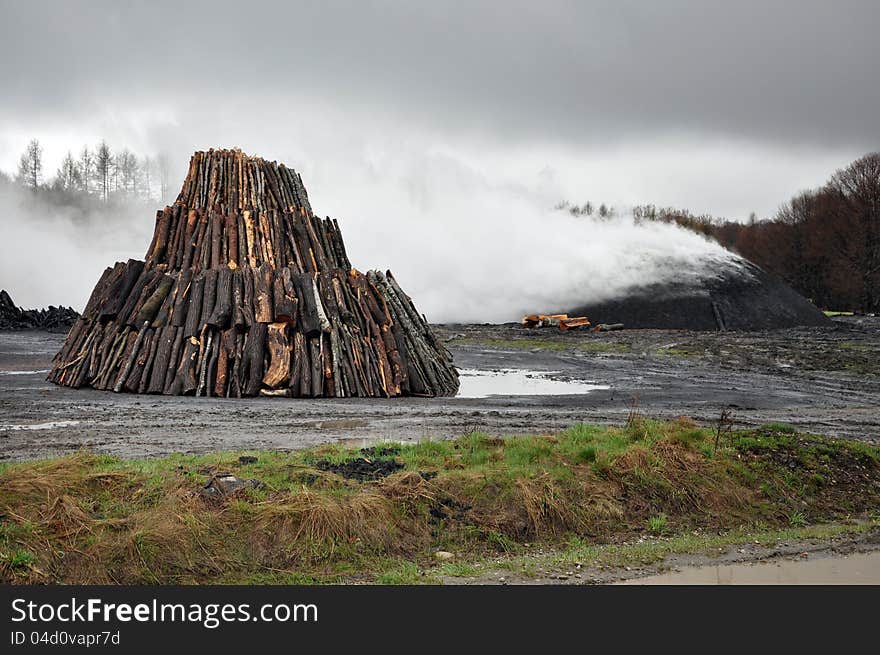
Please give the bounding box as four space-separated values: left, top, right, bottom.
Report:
1 317 878 461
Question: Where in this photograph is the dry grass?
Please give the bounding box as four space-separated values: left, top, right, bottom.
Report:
1 420 878 584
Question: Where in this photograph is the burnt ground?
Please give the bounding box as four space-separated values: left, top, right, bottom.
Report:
0 317 878 461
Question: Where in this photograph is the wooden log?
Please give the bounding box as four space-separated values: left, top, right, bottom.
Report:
243 210 257 267
243 322 268 396
171 268 193 328
102 260 145 318
205 329 220 396
288 330 304 396
273 268 298 324
309 337 324 397
168 205 186 269
254 264 275 323
210 212 223 269
184 272 205 337
88 325 116 380
291 220 314 272
370 320 397 396
198 268 218 331
259 211 276 266
169 335 200 395
207 266 232 328
226 214 238 267
214 328 237 397
328 327 346 397
162 327 185 394
122 327 153 392
151 274 180 328
232 268 250 330
97 262 127 320
114 323 149 393
93 328 129 390
297 331 312 397
147 326 177 394
262 322 291 388
137 328 161 394
122 269 164 328
194 209 209 270
293 272 321 336
147 210 171 263
136 274 174 326
230 331 245 397
181 209 199 270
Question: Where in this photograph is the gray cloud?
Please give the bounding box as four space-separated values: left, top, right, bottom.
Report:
2 1 878 148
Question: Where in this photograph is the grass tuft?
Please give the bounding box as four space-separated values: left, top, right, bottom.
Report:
1 420 877 584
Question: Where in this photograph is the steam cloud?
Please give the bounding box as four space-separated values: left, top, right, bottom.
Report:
0 183 151 310
0 153 739 324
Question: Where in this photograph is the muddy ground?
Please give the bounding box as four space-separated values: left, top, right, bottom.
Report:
0 317 878 461
441 526 880 585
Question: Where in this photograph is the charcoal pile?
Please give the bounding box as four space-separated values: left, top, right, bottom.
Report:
48 149 458 398
0 290 79 331
569 260 831 331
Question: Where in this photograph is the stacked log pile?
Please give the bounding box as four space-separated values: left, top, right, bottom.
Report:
48 149 458 398
0 290 80 331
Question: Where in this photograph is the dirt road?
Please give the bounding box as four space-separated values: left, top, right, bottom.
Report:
1 317 877 461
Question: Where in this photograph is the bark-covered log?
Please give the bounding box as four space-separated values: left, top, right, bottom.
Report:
243 322 268 396
254 263 275 323
207 266 232 328
273 268 298 324
262 322 291 388
184 272 205 338
147 326 177 394
171 268 193 328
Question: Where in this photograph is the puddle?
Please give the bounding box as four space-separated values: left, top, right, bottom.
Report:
620 551 880 585
456 368 609 398
0 369 50 376
0 420 80 431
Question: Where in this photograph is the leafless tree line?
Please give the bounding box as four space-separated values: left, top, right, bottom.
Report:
12 138 172 203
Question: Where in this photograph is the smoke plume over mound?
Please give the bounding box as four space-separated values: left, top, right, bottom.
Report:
1 164 746 324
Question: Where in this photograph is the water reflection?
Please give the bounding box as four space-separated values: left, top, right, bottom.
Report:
456 368 609 399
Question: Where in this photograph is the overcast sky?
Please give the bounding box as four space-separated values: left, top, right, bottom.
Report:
1 1 877 317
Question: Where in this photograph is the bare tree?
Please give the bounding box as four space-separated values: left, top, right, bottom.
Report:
78 146 93 194
117 149 139 195
94 141 112 202
16 139 43 189
157 151 171 202
826 152 880 312
54 150 81 191
140 155 154 199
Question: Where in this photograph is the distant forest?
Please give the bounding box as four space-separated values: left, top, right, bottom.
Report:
3 138 172 204
561 152 880 313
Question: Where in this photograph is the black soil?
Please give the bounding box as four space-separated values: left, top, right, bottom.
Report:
315 457 404 481
570 262 830 331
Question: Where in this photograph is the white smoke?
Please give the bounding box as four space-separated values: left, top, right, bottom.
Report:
0 148 743 323
0 183 151 310
311 151 743 323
